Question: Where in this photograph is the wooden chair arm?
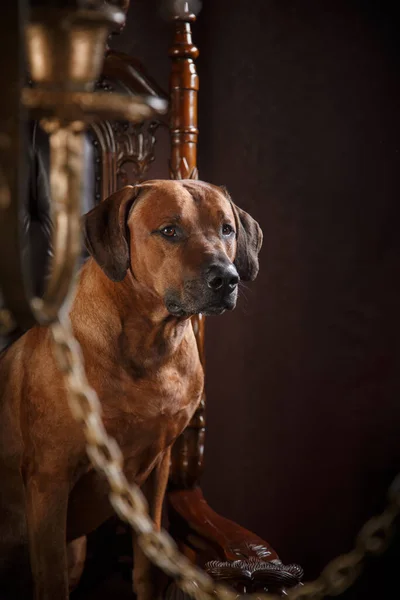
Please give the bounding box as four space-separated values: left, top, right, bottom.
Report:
167 487 303 595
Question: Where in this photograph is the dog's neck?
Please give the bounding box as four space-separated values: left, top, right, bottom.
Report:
71 259 191 371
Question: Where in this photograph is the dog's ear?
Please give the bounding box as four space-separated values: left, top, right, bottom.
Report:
83 185 140 282
220 187 263 282
232 203 263 281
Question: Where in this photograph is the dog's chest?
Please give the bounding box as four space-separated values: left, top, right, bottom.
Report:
97 355 203 464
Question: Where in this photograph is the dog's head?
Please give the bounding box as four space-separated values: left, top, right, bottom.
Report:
83 180 263 317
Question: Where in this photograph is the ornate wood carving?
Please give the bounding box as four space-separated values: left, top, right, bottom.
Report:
205 559 304 595
89 51 168 200
91 118 162 196
113 120 162 186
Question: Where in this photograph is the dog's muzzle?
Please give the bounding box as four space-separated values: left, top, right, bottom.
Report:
165 263 239 317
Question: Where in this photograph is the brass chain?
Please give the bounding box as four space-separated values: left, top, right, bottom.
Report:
0 306 398 599
0 308 15 335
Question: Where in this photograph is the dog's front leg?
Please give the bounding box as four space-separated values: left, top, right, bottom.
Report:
133 448 171 600
25 472 70 600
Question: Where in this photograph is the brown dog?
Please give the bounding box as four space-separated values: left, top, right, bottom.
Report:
0 179 262 600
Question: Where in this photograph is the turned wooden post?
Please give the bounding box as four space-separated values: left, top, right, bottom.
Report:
169 6 199 181
168 6 205 488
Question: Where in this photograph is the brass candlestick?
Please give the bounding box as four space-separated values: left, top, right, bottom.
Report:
0 1 166 330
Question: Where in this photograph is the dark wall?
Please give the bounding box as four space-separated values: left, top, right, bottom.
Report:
115 0 400 581
195 0 400 579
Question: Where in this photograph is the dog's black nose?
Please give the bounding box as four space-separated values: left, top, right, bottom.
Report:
206 264 239 293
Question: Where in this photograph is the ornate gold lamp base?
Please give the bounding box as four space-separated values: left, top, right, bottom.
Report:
0 3 166 332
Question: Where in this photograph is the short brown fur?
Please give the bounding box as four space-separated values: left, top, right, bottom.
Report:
0 180 262 600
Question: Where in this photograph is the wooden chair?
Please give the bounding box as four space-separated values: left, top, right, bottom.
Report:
75 3 303 596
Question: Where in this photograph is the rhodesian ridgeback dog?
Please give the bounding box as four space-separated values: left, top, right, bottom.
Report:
0 179 262 599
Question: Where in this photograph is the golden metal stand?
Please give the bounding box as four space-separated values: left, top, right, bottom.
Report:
0 1 166 330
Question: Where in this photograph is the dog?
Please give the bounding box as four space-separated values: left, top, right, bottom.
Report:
0 179 262 600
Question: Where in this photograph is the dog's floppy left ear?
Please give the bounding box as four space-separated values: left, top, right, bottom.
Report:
232 203 263 281
83 185 140 282
220 187 263 281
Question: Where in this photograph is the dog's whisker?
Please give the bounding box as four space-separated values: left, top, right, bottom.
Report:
239 281 253 294
238 286 249 303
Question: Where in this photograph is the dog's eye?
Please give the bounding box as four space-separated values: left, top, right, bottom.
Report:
160 226 177 238
222 224 234 236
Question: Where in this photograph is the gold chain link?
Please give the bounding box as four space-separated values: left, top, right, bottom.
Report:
0 307 398 599
0 308 15 335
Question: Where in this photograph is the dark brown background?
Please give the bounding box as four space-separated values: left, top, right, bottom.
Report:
113 0 400 584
